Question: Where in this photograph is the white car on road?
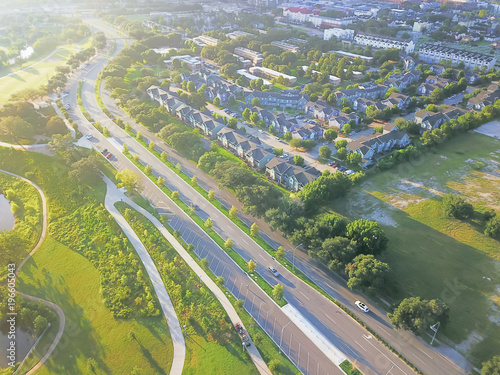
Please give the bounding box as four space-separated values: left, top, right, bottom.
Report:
268 266 279 277
355 300 369 313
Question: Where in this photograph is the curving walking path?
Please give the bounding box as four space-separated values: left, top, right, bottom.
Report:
103 178 186 375
0 169 66 375
103 177 272 375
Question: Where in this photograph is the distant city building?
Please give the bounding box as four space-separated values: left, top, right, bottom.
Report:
323 28 355 41
226 30 255 40
418 44 497 70
282 7 319 23
270 41 300 52
249 66 297 84
234 47 264 66
354 33 415 53
309 15 355 29
193 35 219 46
164 55 202 71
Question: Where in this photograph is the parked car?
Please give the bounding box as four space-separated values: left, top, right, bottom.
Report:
345 170 355 175
275 136 280 141
105 153 113 160
337 166 347 172
85 134 92 140
355 301 369 313
101 149 108 155
268 266 279 277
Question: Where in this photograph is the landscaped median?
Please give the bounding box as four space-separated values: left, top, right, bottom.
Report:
116 200 298 375
77 81 94 122
123 149 287 308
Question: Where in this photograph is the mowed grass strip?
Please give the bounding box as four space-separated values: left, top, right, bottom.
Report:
18 237 173 375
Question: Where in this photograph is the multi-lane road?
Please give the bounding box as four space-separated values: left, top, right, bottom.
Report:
63 19 470 375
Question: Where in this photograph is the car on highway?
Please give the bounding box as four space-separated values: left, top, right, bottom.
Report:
85 134 92 140
355 301 369 313
268 266 279 277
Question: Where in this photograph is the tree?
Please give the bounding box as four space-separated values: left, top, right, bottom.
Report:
485 216 500 239
191 176 197 186
346 254 389 292
336 147 347 160
227 96 237 106
251 97 261 106
213 96 221 106
228 117 238 129
442 194 474 219
346 219 388 255
276 246 286 261
374 126 384 134
293 155 304 166
116 169 142 192
136 131 142 140
205 218 213 230
272 284 284 301
187 81 196 93
0 116 35 140
208 190 215 201
68 155 100 184
216 276 225 288
268 359 281 372
229 206 237 219
34 315 48 336
157 176 165 185
171 191 179 199
335 139 348 149
310 93 318 102
224 238 233 250
144 165 152 174
482 355 500 375
45 116 67 135
342 123 352 134
161 151 168 162
247 259 257 272
250 112 260 125
283 131 292 141
347 152 362 165
242 108 251 122
388 297 449 333
274 148 283 156
324 129 337 142
317 237 357 270
319 145 332 159
250 223 259 237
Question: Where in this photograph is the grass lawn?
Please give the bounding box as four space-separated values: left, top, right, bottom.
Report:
328 132 500 365
0 39 90 103
18 237 173 375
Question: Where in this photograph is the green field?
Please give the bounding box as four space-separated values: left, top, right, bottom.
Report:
0 38 91 103
328 132 500 365
18 237 173 374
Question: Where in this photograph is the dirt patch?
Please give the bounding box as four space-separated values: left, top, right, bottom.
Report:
456 331 484 353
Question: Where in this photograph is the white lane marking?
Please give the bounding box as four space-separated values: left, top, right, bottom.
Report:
299 290 310 300
413 353 426 365
378 325 392 336
354 340 367 352
324 314 336 325
362 335 408 375
418 347 433 360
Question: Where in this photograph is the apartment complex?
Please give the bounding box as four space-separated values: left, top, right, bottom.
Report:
354 33 415 53
226 30 254 40
249 66 297 84
324 28 355 41
282 7 319 22
418 44 496 70
234 47 264 66
270 41 300 53
193 35 219 46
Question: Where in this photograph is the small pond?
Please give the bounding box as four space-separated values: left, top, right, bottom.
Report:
0 195 15 231
0 328 36 368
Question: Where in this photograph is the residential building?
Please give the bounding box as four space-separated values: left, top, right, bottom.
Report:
418 44 496 70
283 7 319 23
193 35 219 46
234 47 264 66
323 28 355 41
245 90 309 109
305 100 337 120
329 112 360 130
292 124 323 140
467 83 500 110
417 75 450 96
309 15 355 29
164 55 202 71
265 159 320 192
226 30 254 40
384 70 421 90
335 83 389 103
271 41 300 53
245 147 275 169
248 66 297 84
354 33 415 53
347 130 411 168
415 106 467 131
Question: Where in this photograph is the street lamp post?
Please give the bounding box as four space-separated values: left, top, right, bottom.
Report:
430 322 440 346
292 243 303 271
278 321 292 354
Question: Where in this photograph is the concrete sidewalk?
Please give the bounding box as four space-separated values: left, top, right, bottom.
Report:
102 177 272 375
103 179 186 375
